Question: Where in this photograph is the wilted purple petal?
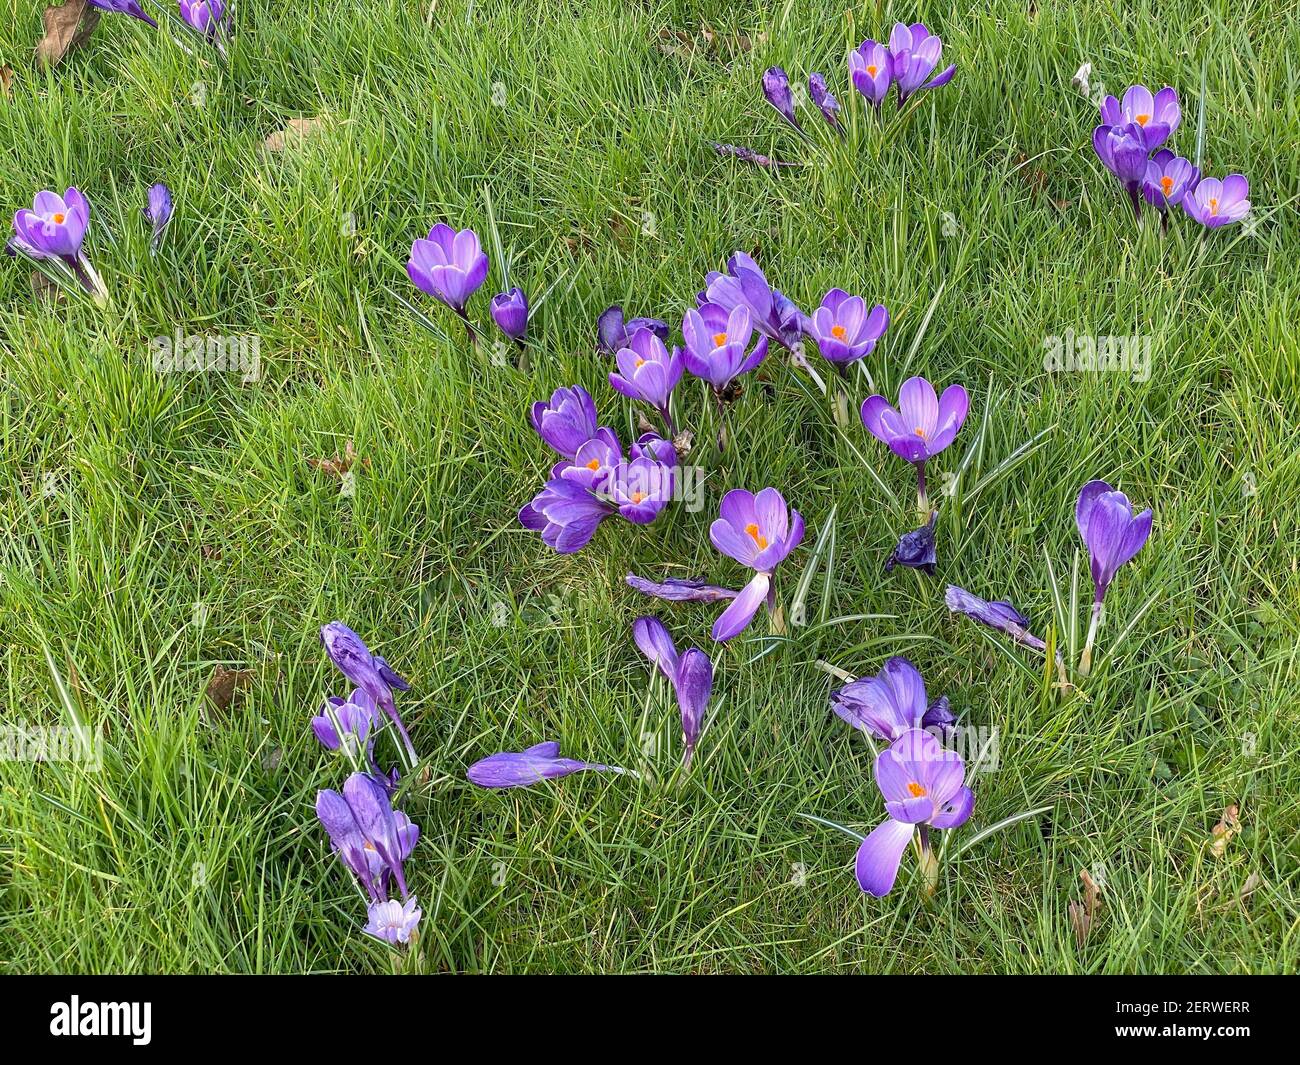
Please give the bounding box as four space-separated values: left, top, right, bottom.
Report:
466 740 627 789
626 573 740 602
885 511 937 574
944 584 1047 651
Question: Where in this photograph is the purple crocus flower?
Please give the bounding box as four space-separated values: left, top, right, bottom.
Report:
762 67 805 134
312 688 381 756
518 477 613 553
179 0 227 42
1100 85 1180 152
1141 150 1199 211
887 23 956 106
559 427 622 491
701 252 805 352
632 617 714 767
709 488 805 642
320 621 416 764
884 511 937 574
407 223 489 335
831 656 953 743
142 182 173 254
944 584 1047 652
809 288 889 367
855 728 974 897
597 305 669 354
87 0 158 26
1182 175 1251 229
610 328 684 434
1093 122 1150 218
1076 480 1152 673
364 897 422 945
860 376 969 514
808 73 844 134
598 455 676 524
530 385 600 459
490 287 529 342
681 304 769 393
467 741 628 788
13 187 89 259
625 574 740 603
316 772 418 901
849 40 892 109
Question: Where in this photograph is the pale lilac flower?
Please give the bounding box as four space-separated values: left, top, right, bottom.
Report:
364 897 422 945
1182 175 1251 229
709 488 804 641
887 23 956 105
849 40 892 109
1099 85 1180 152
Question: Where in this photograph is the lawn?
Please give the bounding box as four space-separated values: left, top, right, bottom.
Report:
1 0 1297 974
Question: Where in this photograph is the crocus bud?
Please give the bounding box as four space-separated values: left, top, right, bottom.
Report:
490 287 529 341
762 67 804 133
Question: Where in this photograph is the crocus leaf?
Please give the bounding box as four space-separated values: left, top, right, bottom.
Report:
36 1 100 67
954 805 1052 856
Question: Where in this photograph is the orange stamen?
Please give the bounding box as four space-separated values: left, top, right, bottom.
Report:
1160 175 1174 196
914 427 928 439
1208 197 1219 215
744 522 768 550
712 332 728 348
1135 113 1150 126
907 782 928 798
631 491 646 504
866 65 878 77
586 459 601 471
52 213 66 224
830 324 847 339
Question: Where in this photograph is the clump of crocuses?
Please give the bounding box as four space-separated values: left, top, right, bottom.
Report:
1092 84 1250 230
850 24 956 113
519 386 678 553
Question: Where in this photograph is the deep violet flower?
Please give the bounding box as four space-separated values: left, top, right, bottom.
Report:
884 511 937 574
701 252 805 352
887 23 956 105
518 477 614 553
365 897 422 945
625 574 740 603
179 0 228 43
809 289 889 367
312 688 381 757
681 304 769 392
490 287 529 342
320 621 417 765
407 223 489 334
860 376 969 514
709 488 805 642
1141 150 1199 211
315 772 418 901
855 728 974 897
849 40 892 109
87 0 157 27
1100 85 1180 153
1182 175 1251 229
808 73 844 135
1076 480 1152 673
944 584 1047 652
610 328 684 433
597 306 670 354
598 455 676 524
143 183 173 254
530 386 600 459
632 617 714 766
831 656 954 743
1093 122 1150 218
466 741 629 788
762 67 805 134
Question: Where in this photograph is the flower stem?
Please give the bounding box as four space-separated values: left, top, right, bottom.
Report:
1079 600 1103 676
915 460 929 520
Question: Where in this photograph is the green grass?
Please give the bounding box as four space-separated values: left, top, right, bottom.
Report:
1 0 1298 973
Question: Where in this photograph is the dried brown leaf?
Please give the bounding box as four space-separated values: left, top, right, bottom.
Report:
1 64 14 99
205 665 255 714
1070 868 1103 948
307 439 368 479
264 116 328 152
1210 803 1241 858
36 1 101 68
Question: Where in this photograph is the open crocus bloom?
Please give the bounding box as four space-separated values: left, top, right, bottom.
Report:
1182 175 1250 228
312 688 381 755
558 428 621 491
599 456 675 523
887 23 956 103
365 897 422 945
682 303 768 390
13 188 90 259
709 488 804 641
1076 480 1152 605
855 729 974 897
610 328 684 412
407 223 489 311
466 741 625 788
180 0 227 37
860 376 969 463
701 252 805 350
1100 85 1180 152
831 656 953 742
530 386 600 459
518 478 613 553
1142 150 1199 209
809 288 889 365
849 39 892 107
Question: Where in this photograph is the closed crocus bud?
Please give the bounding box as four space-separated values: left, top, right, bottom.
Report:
179 0 227 37
87 0 158 27
672 648 713 766
466 741 627 789
407 223 489 312
808 73 844 134
490 287 529 341
143 183 173 253
762 67 804 133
